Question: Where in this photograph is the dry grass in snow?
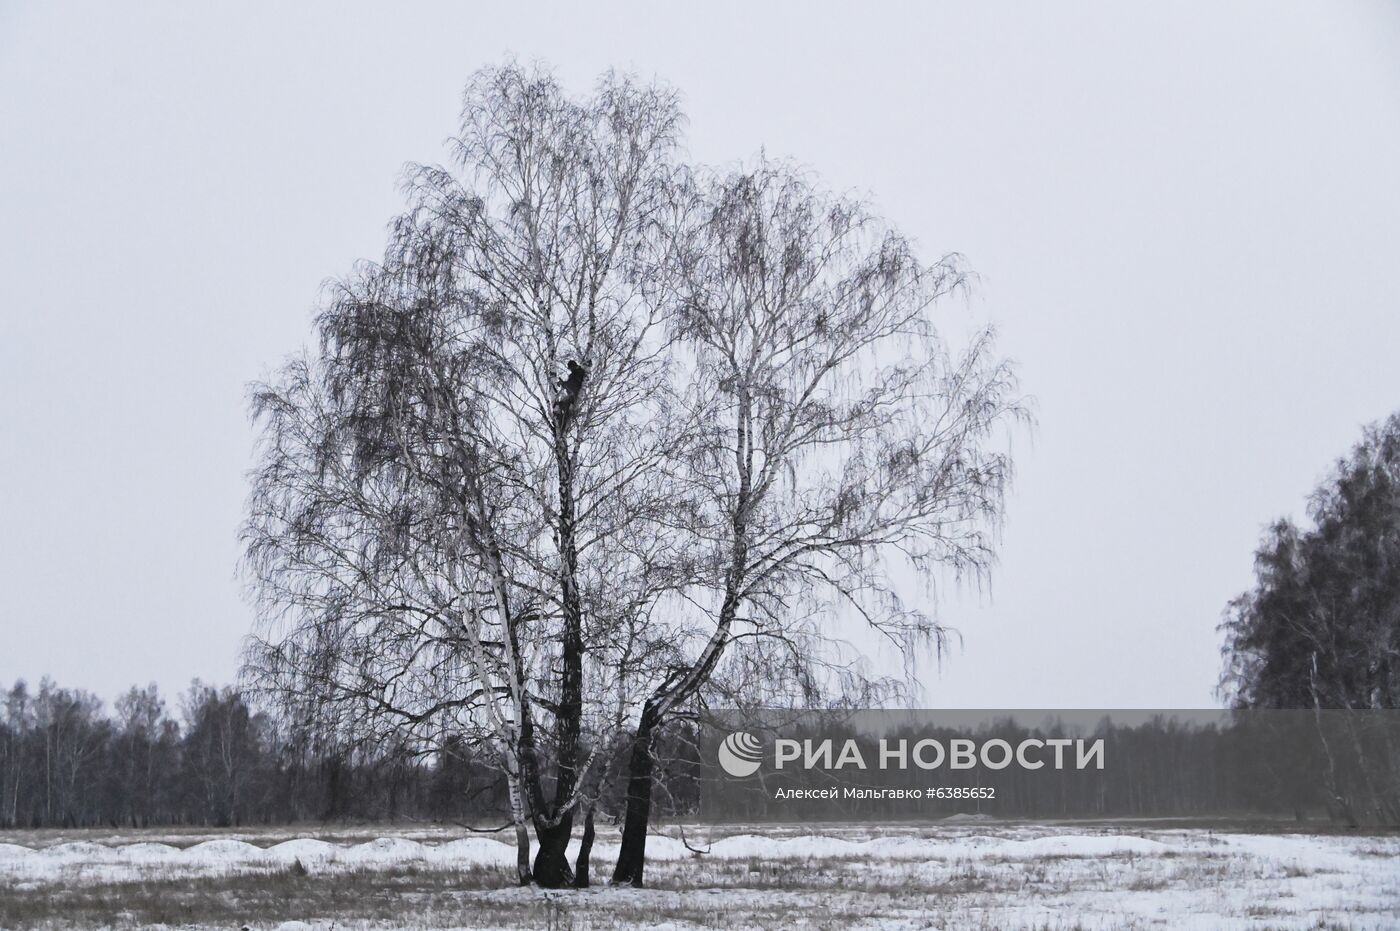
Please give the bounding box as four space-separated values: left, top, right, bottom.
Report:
1 821 1397 930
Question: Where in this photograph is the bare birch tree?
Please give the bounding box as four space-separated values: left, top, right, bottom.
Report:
244 63 694 887
246 66 1023 890
611 162 1024 884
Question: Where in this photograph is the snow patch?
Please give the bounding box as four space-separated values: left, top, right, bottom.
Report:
266 839 339 861
432 837 516 865
41 841 113 859
117 842 181 861
184 839 263 860
1001 834 1169 858
340 837 427 862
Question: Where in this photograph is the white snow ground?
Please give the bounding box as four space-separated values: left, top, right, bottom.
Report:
2 823 1397 929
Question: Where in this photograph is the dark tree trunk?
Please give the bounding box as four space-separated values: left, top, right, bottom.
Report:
546 407 585 872
573 805 595 888
532 817 575 888
612 706 659 887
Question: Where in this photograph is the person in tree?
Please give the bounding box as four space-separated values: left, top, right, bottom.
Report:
553 359 588 426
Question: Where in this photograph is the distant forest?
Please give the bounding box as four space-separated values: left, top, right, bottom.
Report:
0 678 517 830
3 677 1396 830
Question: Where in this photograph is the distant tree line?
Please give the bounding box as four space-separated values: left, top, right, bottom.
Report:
0 677 702 832
0 678 495 830
4 678 1394 830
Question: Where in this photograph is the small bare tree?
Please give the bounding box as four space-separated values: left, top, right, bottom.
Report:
611 162 1024 885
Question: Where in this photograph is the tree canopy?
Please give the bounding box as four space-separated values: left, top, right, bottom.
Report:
243 62 1023 887
1220 413 1400 710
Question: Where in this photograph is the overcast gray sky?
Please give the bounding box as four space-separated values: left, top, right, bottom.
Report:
2 1 1397 709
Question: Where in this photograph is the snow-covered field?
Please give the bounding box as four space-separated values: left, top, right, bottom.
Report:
2 821 1397 930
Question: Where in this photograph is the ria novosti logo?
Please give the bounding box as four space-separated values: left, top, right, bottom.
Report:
717 731 764 777
716 730 1105 777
